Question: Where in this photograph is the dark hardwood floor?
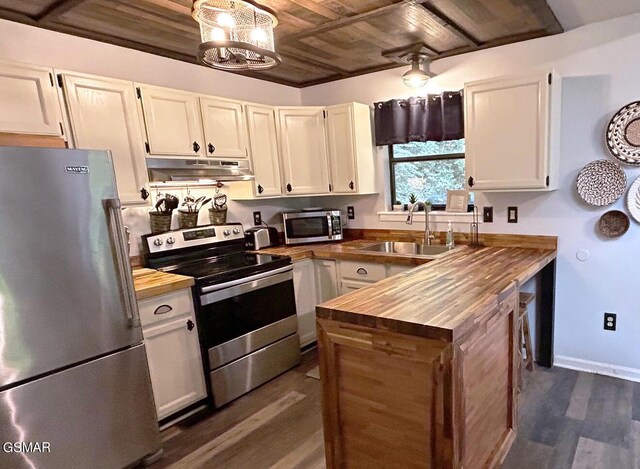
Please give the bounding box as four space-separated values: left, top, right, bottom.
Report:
151 349 640 468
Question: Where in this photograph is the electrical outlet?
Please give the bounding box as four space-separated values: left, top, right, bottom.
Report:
253 211 262 226
507 206 518 223
347 206 355 220
604 313 616 331
483 206 493 223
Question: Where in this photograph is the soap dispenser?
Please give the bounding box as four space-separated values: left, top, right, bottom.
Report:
446 221 455 248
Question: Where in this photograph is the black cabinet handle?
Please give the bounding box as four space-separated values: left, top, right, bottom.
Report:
193 141 201 153
286 183 292 192
140 187 150 200
356 268 368 275
257 184 264 194
349 181 354 190
153 304 173 315
208 143 215 154
468 176 474 187
186 319 195 331
329 184 333 192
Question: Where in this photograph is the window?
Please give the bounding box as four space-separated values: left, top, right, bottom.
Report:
389 139 472 210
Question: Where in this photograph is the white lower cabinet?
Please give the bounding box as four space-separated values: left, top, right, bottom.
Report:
293 259 319 347
337 260 413 294
138 289 206 421
315 259 338 303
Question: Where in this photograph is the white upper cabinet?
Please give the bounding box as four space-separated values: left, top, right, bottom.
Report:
277 107 330 195
61 73 150 206
464 70 560 191
326 102 375 194
136 84 204 157
245 104 282 197
0 62 63 136
200 97 248 158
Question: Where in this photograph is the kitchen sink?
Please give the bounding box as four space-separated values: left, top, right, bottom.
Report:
358 241 454 257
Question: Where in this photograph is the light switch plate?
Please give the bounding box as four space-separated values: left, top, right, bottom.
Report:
507 206 518 223
483 206 493 223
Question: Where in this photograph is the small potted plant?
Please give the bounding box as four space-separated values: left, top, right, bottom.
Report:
149 193 179 234
408 193 418 211
178 195 211 229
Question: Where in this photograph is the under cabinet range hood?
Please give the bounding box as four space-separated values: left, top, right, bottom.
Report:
147 158 254 186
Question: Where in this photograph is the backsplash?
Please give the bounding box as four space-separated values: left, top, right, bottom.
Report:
122 185 330 257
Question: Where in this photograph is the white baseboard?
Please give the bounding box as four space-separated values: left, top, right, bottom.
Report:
554 355 640 383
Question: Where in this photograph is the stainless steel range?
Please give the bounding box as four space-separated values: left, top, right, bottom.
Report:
142 224 300 408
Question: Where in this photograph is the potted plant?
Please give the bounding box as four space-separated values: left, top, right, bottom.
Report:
149 193 179 234
178 195 211 229
408 193 417 211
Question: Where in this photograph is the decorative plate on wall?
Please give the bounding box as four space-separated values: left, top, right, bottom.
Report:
576 160 627 206
598 210 630 238
627 176 640 223
606 101 640 166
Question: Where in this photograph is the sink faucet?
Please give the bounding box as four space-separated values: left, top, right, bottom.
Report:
406 201 435 245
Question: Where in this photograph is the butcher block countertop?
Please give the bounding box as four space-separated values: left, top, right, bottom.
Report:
132 268 195 300
316 244 557 342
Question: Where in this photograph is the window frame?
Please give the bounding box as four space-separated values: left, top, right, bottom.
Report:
388 143 468 211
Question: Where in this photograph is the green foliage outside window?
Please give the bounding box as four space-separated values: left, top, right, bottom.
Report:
390 139 472 208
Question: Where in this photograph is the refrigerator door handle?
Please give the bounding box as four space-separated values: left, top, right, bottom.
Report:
105 198 141 328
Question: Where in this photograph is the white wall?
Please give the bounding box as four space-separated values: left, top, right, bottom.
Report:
302 13 640 375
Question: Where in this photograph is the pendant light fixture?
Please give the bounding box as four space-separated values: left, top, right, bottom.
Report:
401 53 432 88
192 0 281 71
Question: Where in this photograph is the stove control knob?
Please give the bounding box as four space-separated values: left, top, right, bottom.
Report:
223 229 231 236
166 236 176 245
232 228 240 234
153 238 163 247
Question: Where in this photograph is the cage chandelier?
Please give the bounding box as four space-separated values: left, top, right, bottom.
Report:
192 0 282 71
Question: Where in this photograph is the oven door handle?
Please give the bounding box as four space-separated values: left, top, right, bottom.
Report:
199 265 294 305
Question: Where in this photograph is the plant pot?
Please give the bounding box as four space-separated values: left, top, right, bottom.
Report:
178 210 198 229
209 207 227 225
149 212 172 234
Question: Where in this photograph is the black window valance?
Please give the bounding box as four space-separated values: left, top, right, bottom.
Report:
373 92 464 146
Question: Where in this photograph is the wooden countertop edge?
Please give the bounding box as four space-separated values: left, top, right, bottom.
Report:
133 268 195 301
316 246 557 342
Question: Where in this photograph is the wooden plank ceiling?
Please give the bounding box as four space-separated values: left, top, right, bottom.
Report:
0 0 563 87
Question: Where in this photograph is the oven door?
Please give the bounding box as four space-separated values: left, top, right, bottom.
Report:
197 265 298 370
283 211 342 244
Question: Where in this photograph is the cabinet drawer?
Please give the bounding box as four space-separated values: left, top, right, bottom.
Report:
138 289 194 327
340 279 375 295
339 260 386 282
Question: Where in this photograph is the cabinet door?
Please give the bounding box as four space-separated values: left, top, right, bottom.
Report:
62 74 149 206
137 85 204 157
143 314 207 420
326 104 358 193
315 259 338 303
200 97 248 158
0 62 62 136
293 259 319 347
277 107 330 195
464 71 554 190
246 104 282 197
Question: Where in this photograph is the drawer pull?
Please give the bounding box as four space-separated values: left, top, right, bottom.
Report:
356 268 368 275
186 319 195 331
153 304 173 315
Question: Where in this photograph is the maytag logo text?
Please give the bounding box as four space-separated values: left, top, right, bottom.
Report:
65 165 89 174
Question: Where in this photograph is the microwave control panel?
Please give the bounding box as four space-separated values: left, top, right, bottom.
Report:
331 216 342 235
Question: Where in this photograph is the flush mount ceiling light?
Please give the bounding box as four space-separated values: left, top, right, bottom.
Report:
401 53 432 88
192 0 281 71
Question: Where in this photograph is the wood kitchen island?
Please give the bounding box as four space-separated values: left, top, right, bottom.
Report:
315 243 557 469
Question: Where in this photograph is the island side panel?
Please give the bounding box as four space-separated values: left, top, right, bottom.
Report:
455 289 518 469
317 318 455 469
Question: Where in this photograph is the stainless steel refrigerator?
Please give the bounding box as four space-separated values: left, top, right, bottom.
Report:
0 147 160 468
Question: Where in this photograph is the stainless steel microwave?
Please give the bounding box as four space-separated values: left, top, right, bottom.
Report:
282 209 343 245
